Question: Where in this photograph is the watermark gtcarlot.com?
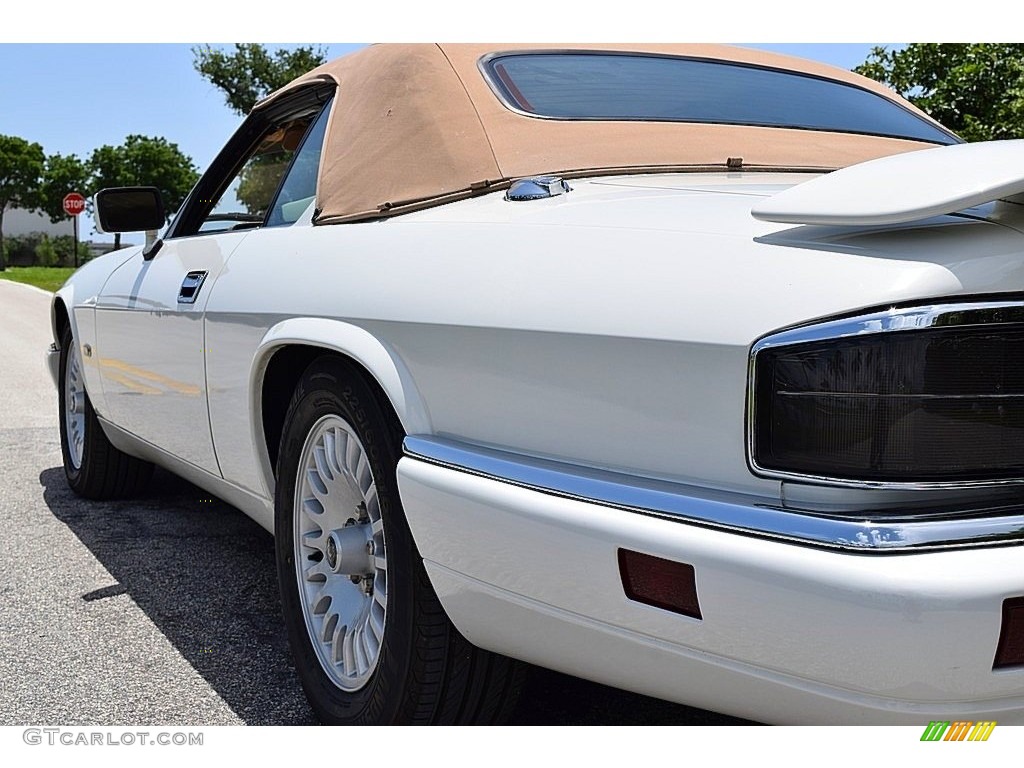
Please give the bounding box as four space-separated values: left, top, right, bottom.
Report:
23 728 203 747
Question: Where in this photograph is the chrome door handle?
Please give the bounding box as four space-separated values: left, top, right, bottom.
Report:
178 271 208 304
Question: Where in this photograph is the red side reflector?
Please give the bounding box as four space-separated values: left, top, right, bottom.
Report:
618 549 702 620
994 596 1024 669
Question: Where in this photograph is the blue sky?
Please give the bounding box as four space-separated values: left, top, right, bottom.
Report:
0 43 894 243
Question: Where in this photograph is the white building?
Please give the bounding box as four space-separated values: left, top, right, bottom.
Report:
4 206 74 238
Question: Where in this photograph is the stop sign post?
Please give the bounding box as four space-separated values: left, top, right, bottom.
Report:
63 192 85 268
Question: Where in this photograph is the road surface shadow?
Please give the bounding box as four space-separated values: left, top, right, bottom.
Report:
41 465 752 725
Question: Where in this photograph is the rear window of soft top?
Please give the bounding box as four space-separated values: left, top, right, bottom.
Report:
484 53 957 145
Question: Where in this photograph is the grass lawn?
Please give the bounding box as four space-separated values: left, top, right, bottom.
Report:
0 266 76 293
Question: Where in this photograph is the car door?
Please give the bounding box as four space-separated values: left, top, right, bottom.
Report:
94 230 249 473
94 85 334 475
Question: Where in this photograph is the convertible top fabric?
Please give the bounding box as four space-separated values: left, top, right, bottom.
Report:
253 43 948 224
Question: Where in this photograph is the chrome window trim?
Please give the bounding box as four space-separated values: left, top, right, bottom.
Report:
403 435 1024 553
747 298 1024 489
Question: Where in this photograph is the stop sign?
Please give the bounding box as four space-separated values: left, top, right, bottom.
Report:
63 192 86 217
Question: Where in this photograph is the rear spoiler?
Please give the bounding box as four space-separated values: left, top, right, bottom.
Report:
752 139 1024 226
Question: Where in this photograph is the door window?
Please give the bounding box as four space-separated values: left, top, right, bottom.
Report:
266 101 332 227
166 88 334 239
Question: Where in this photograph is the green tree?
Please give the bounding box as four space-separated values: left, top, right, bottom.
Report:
39 152 92 222
236 157 289 216
34 235 59 267
192 44 327 115
51 235 85 266
2 233 38 266
855 44 1024 141
0 135 45 271
89 135 200 249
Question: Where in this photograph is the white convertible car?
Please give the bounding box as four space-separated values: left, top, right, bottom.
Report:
48 44 1024 725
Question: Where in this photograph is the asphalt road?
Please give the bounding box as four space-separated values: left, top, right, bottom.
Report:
0 278 748 726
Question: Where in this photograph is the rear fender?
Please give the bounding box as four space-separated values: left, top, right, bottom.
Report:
249 317 432 496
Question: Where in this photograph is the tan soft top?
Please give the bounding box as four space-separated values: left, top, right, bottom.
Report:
254 43 949 224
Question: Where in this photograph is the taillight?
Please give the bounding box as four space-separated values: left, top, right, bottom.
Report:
994 597 1024 669
751 302 1024 485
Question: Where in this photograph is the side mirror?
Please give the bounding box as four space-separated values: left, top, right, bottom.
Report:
94 187 166 233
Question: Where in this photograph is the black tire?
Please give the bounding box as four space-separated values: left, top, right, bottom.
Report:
58 325 154 499
275 355 524 725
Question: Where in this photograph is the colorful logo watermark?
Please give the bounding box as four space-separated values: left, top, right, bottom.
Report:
920 721 996 742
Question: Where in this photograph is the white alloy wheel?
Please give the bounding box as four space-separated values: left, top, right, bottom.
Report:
64 340 86 470
275 355 523 724
293 414 387 691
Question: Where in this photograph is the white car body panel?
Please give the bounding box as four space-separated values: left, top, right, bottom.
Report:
206 313 434 500
52 246 141 417
93 232 252 474
189 176 1024 502
752 139 1024 225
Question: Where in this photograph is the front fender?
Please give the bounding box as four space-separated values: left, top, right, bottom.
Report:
51 246 142 415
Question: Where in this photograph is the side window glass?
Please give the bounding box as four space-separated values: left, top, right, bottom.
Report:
266 100 332 227
198 114 316 234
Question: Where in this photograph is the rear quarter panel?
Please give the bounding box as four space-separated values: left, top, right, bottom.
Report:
202 185 1024 503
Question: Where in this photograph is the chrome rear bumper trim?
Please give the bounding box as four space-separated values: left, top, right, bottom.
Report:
403 435 1024 553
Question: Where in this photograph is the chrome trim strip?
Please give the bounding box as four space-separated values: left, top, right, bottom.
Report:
403 435 1024 553
755 299 1024 351
747 298 1024 489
